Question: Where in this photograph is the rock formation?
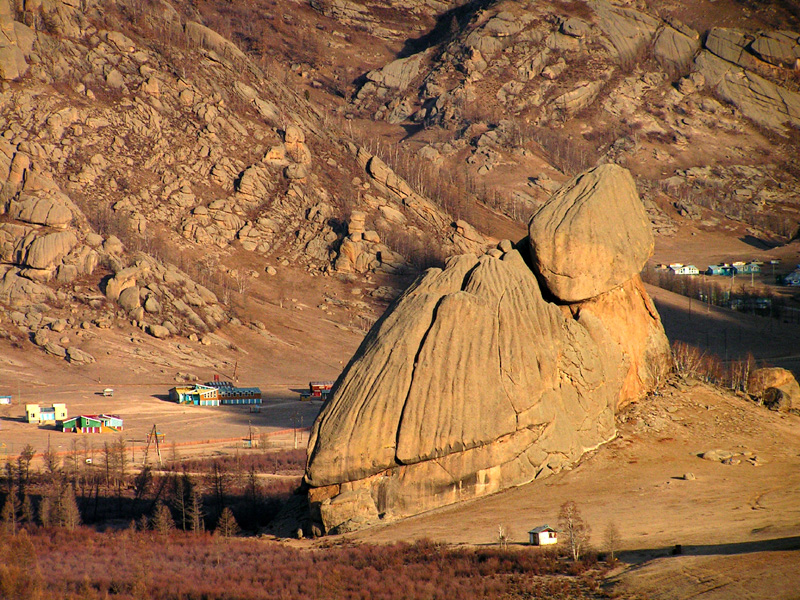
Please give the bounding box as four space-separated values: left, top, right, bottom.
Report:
305 164 671 534
748 367 800 411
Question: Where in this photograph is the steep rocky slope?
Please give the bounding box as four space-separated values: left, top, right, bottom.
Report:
345 0 800 240
305 164 671 534
0 0 490 364
2 0 798 368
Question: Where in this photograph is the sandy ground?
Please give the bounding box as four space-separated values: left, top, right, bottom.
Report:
0 262 371 463
346 380 800 599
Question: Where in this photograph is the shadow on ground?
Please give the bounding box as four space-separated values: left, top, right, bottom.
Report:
617 535 800 565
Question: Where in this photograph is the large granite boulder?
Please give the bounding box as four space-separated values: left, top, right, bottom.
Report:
528 164 653 303
695 29 800 133
749 30 800 68
305 165 669 534
184 21 246 61
695 50 800 133
7 192 73 228
653 23 700 73
591 0 660 65
748 367 800 411
19 230 78 270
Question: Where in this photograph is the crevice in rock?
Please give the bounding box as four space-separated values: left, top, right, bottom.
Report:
393 294 447 466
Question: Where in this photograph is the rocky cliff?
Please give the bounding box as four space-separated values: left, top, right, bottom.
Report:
305 164 671 534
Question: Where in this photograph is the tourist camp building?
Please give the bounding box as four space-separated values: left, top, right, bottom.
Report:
529 526 558 546
739 261 762 274
170 384 220 406
60 414 123 434
706 264 737 276
26 403 67 424
309 381 335 399
668 263 699 275
204 381 262 405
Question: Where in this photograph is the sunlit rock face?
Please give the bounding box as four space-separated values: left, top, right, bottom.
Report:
305 164 671 534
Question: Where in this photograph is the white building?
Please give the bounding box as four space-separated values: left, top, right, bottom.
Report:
669 263 700 275
529 525 558 546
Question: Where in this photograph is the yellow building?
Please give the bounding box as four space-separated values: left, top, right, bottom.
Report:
25 403 67 424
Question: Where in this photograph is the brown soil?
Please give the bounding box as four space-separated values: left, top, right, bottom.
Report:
346 380 800 599
0 262 369 463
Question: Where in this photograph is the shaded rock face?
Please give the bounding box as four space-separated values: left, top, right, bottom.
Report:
305 165 670 534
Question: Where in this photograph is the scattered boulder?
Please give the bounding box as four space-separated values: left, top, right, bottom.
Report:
118 286 141 312
365 53 425 91
591 0 659 65
21 230 79 270
653 24 700 74
749 30 800 68
147 324 170 339
8 193 73 228
701 449 734 462
184 21 246 61
65 346 95 365
748 367 799 411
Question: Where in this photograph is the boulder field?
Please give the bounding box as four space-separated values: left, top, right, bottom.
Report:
305 164 671 534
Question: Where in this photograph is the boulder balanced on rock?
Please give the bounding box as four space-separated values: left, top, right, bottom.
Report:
304 164 671 534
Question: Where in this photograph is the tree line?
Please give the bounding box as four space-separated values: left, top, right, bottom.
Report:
0 441 302 537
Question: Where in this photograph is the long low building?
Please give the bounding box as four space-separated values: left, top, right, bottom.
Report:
204 381 263 405
170 383 263 406
60 414 123 434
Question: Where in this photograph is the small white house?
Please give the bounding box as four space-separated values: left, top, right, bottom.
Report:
669 264 700 275
529 525 558 546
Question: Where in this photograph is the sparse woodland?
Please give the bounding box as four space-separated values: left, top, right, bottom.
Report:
0 446 305 536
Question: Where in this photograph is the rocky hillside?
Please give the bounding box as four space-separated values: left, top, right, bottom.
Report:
0 0 494 364
1 0 799 365
342 0 800 239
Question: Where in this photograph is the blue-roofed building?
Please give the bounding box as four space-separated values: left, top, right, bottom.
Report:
784 269 800 286
739 262 761 274
706 264 737 276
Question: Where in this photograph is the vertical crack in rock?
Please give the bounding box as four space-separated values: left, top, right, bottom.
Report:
394 295 447 466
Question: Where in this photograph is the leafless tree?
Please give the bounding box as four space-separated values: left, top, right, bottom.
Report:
604 521 621 563
558 501 591 561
